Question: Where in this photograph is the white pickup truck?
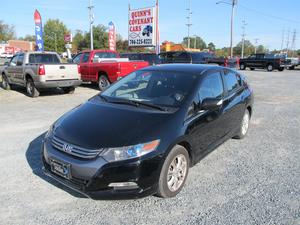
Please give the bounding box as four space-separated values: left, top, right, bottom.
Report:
1 51 81 97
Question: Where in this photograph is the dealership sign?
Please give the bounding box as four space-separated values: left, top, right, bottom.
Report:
128 7 156 47
34 10 44 51
108 21 116 51
64 34 72 43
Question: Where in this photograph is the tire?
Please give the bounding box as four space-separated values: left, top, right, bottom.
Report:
26 78 39 97
266 64 273 72
278 67 284 72
157 145 190 198
240 63 246 70
98 75 110 91
289 66 295 70
62 86 75 94
1 74 11 90
234 109 250 139
250 68 255 71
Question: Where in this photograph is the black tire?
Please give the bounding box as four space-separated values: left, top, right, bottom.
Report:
250 68 255 71
233 109 250 139
157 145 190 198
278 67 284 72
26 78 40 97
289 66 294 70
98 74 110 91
1 74 11 90
240 63 246 70
266 64 273 72
62 86 75 94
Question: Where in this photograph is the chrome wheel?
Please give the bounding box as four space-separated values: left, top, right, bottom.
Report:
98 75 110 91
241 112 250 135
167 154 187 192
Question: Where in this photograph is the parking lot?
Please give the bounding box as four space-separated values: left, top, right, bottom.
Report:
0 69 299 225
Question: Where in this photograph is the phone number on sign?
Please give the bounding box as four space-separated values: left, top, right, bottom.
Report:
129 39 153 46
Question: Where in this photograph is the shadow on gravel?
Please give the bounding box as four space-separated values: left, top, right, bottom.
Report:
25 132 87 199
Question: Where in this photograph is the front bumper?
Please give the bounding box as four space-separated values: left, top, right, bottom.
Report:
35 79 82 89
42 138 161 199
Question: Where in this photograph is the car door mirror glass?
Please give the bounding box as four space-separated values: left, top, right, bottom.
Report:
201 98 223 111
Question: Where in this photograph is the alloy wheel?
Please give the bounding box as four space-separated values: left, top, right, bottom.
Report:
167 154 188 192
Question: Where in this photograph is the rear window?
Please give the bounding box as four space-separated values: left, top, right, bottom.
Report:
94 52 118 59
29 54 60 64
224 70 241 94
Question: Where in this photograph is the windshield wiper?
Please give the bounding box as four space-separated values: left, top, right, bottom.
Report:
108 98 166 111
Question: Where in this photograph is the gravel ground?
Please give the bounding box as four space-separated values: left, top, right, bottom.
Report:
0 69 299 225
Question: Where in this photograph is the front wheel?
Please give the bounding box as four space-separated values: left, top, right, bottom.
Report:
1 74 11 90
62 86 75 94
234 109 250 139
98 75 110 91
278 67 284 71
267 64 273 71
26 78 40 97
157 145 190 198
240 63 246 70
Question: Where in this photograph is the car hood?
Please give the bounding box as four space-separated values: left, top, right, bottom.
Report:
53 97 175 149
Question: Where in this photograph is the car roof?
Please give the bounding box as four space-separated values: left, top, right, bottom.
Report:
141 64 224 74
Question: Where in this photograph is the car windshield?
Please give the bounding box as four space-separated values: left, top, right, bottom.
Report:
101 70 198 108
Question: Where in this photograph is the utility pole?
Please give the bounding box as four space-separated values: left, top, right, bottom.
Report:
241 20 247 58
186 0 192 49
254 38 259 54
291 29 297 57
88 0 94 50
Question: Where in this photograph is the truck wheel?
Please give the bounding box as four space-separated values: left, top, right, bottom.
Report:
98 75 110 91
62 86 75 94
157 145 190 198
240 63 246 70
26 78 40 97
1 74 11 90
267 64 273 71
250 68 255 71
289 66 295 70
278 67 284 72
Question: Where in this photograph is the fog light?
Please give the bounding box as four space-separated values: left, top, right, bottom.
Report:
108 182 138 190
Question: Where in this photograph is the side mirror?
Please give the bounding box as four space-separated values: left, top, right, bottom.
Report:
201 98 223 111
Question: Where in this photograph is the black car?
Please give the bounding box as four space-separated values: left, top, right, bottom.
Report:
42 64 254 199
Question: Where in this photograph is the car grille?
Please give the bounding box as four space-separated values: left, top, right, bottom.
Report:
51 136 103 159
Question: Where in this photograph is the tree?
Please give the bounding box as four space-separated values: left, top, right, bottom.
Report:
233 40 254 57
44 19 70 53
208 42 216 51
0 20 15 41
256 45 268 54
72 30 86 52
19 35 35 42
215 47 229 57
84 24 108 50
182 36 206 50
297 49 300 56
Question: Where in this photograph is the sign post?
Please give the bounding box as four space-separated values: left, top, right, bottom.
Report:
34 10 44 51
64 34 72 59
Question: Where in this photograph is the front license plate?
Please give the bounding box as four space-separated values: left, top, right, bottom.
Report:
50 159 71 179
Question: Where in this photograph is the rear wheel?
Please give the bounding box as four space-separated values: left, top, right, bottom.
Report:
98 75 110 91
240 63 246 70
289 66 295 70
1 74 11 90
278 67 284 72
250 68 255 71
234 109 250 139
267 64 273 71
157 145 189 198
62 86 75 94
26 78 39 97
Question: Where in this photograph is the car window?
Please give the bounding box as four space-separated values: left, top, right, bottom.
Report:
29 54 60 64
73 53 82 63
93 52 118 59
199 71 224 101
249 55 256 59
10 55 18 66
17 54 24 66
224 70 241 94
82 52 90 63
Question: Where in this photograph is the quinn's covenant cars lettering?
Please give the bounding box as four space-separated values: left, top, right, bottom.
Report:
42 64 254 199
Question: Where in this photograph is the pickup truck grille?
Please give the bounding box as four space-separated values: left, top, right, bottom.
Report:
51 136 103 159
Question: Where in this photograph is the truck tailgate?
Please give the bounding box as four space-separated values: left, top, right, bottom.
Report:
44 64 80 81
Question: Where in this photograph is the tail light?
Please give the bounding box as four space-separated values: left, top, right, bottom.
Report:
77 65 81 74
116 63 121 75
38 64 45 75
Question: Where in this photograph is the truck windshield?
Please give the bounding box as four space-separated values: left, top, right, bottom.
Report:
101 70 197 108
29 54 60 64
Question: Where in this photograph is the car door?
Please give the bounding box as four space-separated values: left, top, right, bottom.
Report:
14 53 24 85
246 54 256 67
221 69 245 134
79 52 91 81
6 55 18 83
187 70 227 160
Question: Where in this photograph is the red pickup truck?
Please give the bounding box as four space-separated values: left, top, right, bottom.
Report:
72 50 149 90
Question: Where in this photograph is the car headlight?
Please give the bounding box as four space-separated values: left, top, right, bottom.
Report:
100 140 160 162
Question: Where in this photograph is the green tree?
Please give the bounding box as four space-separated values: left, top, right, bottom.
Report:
215 47 229 57
208 42 216 51
182 36 206 50
44 19 70 53
297 49 300 56
256 45 268 54
72 30 86 52
233 40 254 56
0 20 15 41
84 25 108 50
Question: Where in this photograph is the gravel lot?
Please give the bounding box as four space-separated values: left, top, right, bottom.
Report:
0 69 299 225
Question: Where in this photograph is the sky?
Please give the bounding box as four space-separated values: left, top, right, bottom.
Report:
1 0 300 50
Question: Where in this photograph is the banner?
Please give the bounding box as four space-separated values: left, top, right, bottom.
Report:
34 10 44 51
128 7 156 47
108 22 116 51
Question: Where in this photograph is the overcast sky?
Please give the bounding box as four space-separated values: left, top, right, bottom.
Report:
1 0 300 50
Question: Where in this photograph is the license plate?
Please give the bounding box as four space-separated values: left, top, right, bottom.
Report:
50 159 71 179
